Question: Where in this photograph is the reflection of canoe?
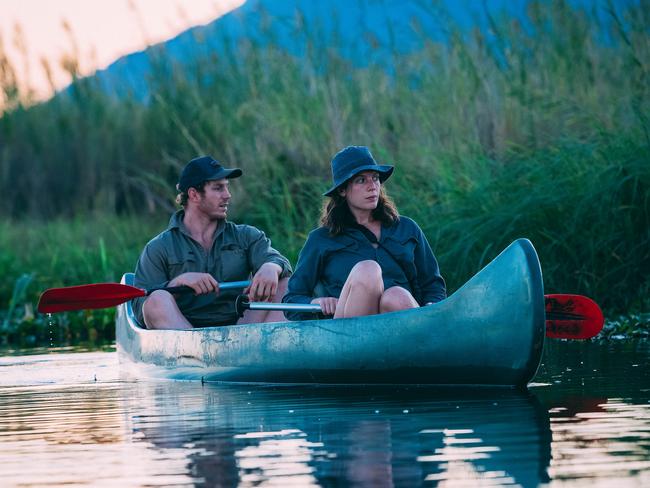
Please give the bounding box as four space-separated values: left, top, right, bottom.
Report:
116 238 545 386
126 384 551 486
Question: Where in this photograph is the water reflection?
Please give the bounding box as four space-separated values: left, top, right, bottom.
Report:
2 341 650 486
534 340 650 485
124 384 552 486
548 397 650 483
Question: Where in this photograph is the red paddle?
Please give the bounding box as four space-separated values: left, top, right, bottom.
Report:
235 293 605 340
38 283 605 340
37 281 251 313
544 294 604 339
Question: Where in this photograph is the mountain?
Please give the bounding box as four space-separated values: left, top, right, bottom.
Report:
87 0 531 100
73 0 634 101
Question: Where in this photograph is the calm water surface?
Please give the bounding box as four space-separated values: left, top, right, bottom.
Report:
1 341 649 487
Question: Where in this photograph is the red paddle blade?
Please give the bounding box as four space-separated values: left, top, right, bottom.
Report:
545 294 604 339
37 283 147 313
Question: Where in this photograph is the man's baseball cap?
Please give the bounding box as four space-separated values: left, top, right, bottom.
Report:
177 156 242 192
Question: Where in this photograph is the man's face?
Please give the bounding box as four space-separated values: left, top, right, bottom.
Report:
196 178 231 220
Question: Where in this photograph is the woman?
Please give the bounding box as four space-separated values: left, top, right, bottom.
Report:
282 145 446 320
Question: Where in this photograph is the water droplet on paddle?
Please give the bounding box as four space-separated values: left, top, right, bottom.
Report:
46 313 55 347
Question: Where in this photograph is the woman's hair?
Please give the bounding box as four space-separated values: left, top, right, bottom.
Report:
175 181 207 207
320 185 399 235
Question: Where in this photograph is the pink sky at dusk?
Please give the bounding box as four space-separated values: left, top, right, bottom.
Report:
0 0 245 101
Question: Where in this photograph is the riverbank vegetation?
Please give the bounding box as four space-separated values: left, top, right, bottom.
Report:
1 0 648 346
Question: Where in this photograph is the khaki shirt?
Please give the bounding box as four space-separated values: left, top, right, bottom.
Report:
133 210 292 327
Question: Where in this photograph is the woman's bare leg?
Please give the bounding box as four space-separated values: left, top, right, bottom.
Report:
142 290 193 330
238 277 290 324
379 286 419 313
334 260 384 318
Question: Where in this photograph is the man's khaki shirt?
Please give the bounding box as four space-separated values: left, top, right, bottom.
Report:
133 210 292 327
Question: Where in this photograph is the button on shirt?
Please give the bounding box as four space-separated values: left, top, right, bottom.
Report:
282 216 446 320
133 210 292 327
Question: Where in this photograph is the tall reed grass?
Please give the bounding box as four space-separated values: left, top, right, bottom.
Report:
0 217 164 346
0 0 648 344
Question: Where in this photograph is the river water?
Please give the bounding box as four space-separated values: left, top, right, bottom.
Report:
1 340 649 487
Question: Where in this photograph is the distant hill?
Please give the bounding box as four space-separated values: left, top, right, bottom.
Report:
88 0 536 100
60 0 635 101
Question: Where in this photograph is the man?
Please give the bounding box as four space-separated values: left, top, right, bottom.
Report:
133 155 292 329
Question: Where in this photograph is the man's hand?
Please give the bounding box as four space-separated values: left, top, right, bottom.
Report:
247 263 282 302
311 297 338 316
168 272 219 295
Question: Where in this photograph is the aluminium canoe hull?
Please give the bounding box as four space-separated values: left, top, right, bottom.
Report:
116 238 545 386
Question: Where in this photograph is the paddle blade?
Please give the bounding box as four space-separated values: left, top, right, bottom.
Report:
37 283 147 313
545 294 604 339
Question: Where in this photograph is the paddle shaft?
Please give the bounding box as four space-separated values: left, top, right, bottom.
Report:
243 301 589 318
241 296 597 316
151 281 251 295
246 302 323 312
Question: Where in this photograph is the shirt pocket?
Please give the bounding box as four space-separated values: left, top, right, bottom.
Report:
167 249 198 279
384 236 418 269
220 246 250 281
322 239 360 285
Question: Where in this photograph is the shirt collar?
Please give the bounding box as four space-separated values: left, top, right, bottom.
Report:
345 219 398 238
167 209 185 231
168 209 227 239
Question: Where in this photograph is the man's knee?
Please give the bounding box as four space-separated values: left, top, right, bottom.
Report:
142 289 192 330
142 290 175 317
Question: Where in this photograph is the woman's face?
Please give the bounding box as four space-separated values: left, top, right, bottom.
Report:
339 170 381 212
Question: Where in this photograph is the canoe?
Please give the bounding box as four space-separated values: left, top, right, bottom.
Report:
116 238 545 386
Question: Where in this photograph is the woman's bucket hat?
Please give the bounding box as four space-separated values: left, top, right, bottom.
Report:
323 146 394 196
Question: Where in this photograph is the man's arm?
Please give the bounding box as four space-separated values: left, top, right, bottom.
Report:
168 272 220 295
247 262 283 302
135 239 219 296
134 241 170 291
244 226 292 278
243 226 292 301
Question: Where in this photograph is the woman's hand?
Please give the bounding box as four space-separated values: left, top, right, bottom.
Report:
311 297 338 316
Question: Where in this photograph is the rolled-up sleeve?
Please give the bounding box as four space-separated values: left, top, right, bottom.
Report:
132 238 170 322
282 232 322 320
243 226 292 278
413 225 446 304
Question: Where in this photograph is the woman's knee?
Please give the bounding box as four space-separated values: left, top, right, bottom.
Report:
380 286 418 312
348 260 383 292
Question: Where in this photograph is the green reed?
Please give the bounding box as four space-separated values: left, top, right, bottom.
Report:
0 217 164 346
0 0 648 344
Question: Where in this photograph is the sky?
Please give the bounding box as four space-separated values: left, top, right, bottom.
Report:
0 0 245 101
